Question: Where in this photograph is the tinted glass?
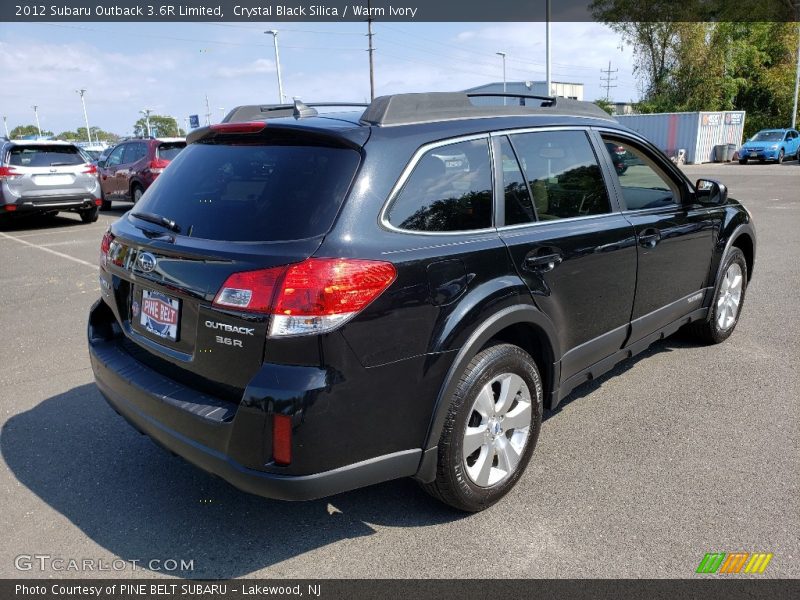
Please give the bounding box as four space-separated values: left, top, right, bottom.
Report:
602 138 677 210
106 145 125 166
387 138 493 232
157 142 185 161
8 145 84 167
510 130 611 220
134 143 360 242
123 143 147 163
498 137 536 226
751 131 782 142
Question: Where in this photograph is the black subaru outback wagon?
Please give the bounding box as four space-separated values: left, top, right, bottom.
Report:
88 93 755 512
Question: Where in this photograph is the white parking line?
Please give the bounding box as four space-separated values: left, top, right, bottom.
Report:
0 231 96 268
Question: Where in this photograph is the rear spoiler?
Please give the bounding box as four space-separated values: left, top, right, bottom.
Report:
186 121 369 150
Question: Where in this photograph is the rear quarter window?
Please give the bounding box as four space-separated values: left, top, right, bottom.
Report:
134 142 360 242
157 142 186 161
8 145 84 167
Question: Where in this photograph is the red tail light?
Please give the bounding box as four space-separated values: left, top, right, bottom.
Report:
210 121 266 134
82 164 97 175
148 158 170 174
3 204 17 211
99 230 114 266
213 258 397 337
272 414 292 465
0 166 20 180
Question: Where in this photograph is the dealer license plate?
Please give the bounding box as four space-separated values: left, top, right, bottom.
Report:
139 289 180 341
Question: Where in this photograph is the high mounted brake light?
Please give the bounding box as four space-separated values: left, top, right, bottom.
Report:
209 122 266 134
213 258 397 337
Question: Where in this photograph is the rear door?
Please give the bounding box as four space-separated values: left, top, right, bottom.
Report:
101 137 362 390
494 129 637 382
119 142 147 200
598 132 718 343
101 144 125 198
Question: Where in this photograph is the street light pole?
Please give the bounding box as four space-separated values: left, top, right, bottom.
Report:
496 52 507 106
265 30 285 104
32 105 42 138
545 0 552 97
76 89 93 146
139 109 152 137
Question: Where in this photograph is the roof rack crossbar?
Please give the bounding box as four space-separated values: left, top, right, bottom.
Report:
360 92 614 126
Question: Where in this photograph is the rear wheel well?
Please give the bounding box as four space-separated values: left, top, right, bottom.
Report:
732 233 754 280
485 323 555 401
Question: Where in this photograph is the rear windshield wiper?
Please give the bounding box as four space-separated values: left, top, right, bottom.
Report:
131 211 181 233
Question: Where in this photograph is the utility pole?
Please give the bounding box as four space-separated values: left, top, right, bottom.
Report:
2 116 8 138
366 0 375 101
601 61 618 101
139 109 152 137
76 89 93 146
265 30 285 103
32 105 42 138
496 52 507 105
204 94 211 126
792 22 800 129
545 0 551 96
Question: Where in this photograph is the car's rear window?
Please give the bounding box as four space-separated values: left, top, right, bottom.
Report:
157 142 186 161
135 143 360 242
8 145 84 167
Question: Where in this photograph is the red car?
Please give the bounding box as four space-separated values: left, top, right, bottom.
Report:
97 138 185 210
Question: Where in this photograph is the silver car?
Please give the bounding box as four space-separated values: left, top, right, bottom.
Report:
0 140 101 223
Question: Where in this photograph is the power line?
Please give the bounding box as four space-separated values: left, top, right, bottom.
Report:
600 61 618 101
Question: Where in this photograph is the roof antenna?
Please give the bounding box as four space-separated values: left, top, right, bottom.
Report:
293 99 318 119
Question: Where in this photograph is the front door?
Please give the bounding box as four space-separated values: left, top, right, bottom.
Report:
599 133 719 342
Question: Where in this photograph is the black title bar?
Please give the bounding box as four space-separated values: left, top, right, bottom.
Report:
2 0 799 22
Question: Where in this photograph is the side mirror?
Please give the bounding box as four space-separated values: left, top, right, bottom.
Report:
97 160 106 168
695 178 728 205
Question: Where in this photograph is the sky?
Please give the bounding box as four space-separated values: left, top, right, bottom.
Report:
0 21 639 137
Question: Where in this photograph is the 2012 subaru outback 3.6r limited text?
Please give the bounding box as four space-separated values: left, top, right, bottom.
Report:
88 93 755 511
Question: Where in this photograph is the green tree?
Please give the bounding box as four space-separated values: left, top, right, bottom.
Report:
593 99 614 115
9 124 53 138
132 115 184 137
591 1 800 136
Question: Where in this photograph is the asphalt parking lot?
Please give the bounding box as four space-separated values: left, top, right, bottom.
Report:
1 162 798 579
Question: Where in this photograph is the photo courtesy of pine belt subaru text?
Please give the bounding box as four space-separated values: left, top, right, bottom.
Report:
88 93 756 512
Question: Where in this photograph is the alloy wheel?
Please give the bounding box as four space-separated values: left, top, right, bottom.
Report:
717 262 743 331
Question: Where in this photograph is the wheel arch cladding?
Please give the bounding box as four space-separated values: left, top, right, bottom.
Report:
732 232 754 280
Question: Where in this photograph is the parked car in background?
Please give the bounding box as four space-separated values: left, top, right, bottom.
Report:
89 93 755 512
0 140 101 223
97 137 186 210
738 128 799 164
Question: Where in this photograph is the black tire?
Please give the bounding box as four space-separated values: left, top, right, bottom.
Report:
132 185 144 204
79 205 99 223
686 247 747 344
422 343 543 512
738 157 747 165
777 149 784 164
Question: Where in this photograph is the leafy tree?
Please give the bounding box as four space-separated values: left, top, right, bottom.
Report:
9 124 53 138
594 99 614 115
132 115 185 137
591 1 800 136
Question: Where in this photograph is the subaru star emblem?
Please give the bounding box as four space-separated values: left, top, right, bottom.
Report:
136 252 157 273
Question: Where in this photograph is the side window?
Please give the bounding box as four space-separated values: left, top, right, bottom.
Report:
510 130 611 220
123 143 146 164
498 136 536 226
386 138 493 232
106 145 125 167
601 138 679 210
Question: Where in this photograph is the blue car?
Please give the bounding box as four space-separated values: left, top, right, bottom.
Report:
738 128 800 164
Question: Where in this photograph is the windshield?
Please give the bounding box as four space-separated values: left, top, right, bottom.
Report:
8 145 85 167
133 142 361 242
750 131 783 142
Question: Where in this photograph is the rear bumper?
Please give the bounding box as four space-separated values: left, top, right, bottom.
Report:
88 300 421 500
2 193 98 212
